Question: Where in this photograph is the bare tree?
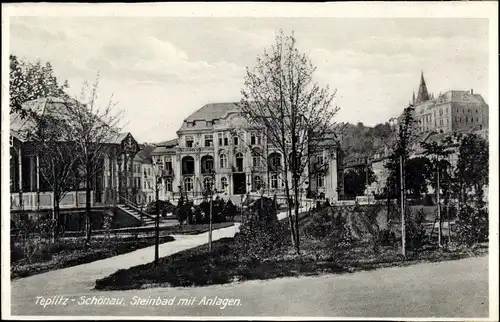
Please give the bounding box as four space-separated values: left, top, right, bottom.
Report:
239 30 340 254
23 98 80 240
62 74 123 245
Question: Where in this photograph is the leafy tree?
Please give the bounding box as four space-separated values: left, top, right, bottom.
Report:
10 55 69 119
343 165 376 198
239 30 339 254
404 156 432 199
454 133 489 245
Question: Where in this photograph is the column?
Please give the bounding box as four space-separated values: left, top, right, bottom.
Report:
36 155 40 209
194 154 200 196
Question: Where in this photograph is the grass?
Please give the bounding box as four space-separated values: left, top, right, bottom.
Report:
95 234 487 291
61 222 234 237
11 235 175 279
94 205 488 291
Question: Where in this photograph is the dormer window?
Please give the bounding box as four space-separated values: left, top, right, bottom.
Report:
206 121 212 127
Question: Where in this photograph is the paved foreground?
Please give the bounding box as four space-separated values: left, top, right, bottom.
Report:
10 255 488 318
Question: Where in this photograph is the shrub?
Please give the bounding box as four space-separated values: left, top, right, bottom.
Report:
455 204 488 246
145 200 175 216
405 208 428 251
377 229 397 246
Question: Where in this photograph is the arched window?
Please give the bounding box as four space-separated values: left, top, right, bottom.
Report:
201 155 214 174
235 152 244 172
182 156 195 175
253 176 262 191
184 177 193 192
221 177 228 191
219 154 228 168
203 176 213 192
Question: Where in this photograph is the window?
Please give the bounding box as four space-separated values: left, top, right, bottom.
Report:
165 178 172 192
317 175 325 188
235 153 244 172
218 133 223 146
221 177 228 190
219 153 228 168
253 176 262 191
250 133 261 145
184 177 193 192
201 156 214 174
185 136 194 148
224 137 228 146
206 121 212 127
465 117 468 124
317 155 324 165
203 176 213 192
271 173 278 189
233 136 239 146
252 152 261 167
165 161 173 174
204 135 213 147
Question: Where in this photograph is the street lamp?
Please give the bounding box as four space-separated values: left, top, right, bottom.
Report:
206 175 222 252
389 117 406 257
146 161 163 265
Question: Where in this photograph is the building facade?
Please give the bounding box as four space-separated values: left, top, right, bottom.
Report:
411 72 489 135
9 97 140 212
150 102 340 204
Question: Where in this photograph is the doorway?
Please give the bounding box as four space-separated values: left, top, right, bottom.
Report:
233 173 246 195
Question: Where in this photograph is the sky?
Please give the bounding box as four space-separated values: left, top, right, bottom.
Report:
9 16 489 143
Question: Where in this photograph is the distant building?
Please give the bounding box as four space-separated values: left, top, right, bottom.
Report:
410 72 489 135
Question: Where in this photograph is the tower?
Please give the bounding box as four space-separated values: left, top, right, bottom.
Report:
415 71 430 104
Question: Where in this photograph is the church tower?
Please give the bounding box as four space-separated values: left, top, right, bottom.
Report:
415 71 430 104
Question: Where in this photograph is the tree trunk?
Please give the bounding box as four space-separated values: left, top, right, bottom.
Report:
293 177 300 254
52 193 60 242
283 176 296 249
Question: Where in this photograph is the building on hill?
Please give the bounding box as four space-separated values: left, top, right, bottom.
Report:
149 102 340 204
410 72 489 135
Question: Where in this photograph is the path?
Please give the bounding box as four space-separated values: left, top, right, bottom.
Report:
10 208 303 312
10 256 489 318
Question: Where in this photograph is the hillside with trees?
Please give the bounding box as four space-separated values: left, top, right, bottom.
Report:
338 121 395 157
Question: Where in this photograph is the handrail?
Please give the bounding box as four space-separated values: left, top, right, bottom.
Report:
118 194 156 220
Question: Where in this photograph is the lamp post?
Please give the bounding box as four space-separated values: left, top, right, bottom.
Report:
146 161 163 266
390 117 405 258
207 176 222 252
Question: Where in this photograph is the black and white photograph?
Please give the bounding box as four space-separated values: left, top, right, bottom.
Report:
1 2 498 320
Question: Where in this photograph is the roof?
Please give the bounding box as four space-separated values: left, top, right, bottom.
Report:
134 145 155 164
151 146 177 155
185 102 241 122
107 132 130 144
10 96 79 141
156 138 178 147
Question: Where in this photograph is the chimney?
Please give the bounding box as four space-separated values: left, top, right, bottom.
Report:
471 89 474 95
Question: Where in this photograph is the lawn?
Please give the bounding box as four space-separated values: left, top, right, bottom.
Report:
94 204 487 291
95 235 487 291
11 235 175 279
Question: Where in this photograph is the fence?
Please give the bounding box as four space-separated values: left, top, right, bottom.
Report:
10 191 95 211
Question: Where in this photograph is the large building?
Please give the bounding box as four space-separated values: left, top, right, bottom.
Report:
149 102 340 204
411 72 489 135
9 97 140 212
